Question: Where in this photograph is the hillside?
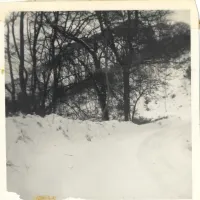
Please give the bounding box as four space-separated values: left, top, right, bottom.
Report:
6 67 191 200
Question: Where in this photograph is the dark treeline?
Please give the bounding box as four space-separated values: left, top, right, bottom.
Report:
5 11 190 121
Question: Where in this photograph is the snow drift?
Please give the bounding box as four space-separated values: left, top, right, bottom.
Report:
6 115 191 200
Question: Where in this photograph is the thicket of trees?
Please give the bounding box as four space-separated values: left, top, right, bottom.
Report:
5 11 190 121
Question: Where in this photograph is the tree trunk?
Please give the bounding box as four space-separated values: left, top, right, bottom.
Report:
19 12 25 94
123 66 130 121
94 60 109 121
98 78 109 121
31 12 43 112
6 22 16 112
51 12 59 113
19 12 29 113
123 11 133 121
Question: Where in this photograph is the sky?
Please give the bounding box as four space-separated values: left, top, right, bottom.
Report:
169 10 190 24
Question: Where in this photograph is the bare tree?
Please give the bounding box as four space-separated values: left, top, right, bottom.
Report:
5 20 16 112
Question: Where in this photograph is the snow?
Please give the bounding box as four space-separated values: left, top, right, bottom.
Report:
6 68 191 200
136 67 191 121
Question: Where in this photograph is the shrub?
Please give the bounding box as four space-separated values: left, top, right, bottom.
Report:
184 65 191 80
132 116 152 125
171 94 176 98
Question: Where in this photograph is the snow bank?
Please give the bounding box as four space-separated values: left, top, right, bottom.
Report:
6 113 191 200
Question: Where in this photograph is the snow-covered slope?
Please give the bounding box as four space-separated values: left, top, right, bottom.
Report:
6 68 191 200
136 67 191 121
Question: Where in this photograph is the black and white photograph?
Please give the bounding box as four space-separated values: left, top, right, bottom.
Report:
5 9 191 200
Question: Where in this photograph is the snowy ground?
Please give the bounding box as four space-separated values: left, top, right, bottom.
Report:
6 68 191 200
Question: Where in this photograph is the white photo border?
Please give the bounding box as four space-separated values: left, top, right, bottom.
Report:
0 1 199 200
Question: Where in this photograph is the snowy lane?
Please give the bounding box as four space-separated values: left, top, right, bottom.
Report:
6 115 191 200
137 119 192 199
